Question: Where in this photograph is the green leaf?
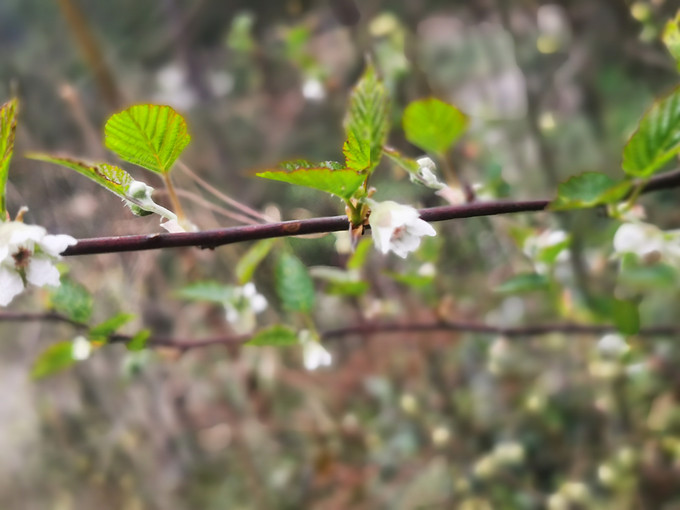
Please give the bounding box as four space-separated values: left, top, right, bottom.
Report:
49 279 93 323
246 325 299 346
236 238 276 285
383 146 420 174
105 104 191 174
344 62 390 173
279 160 344 171
127 329 151 351
0 98 18 219
386 271 434 289
663 11 680 71
611 299 640 336
31 341 78 379
27 153 134 200
275 252 315 313
347 238 373 270
550 172 631 210
310 266 369 296
177 281 235 303
619 262 677 289
622 85 680 177
495 273 550 294
343 132 371 171
403 97 467 155
89 313 135 341
257 166 365 200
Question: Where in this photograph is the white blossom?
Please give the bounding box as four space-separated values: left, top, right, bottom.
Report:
613 222 680 264
368 200 436 258
0 221 76 306
523 229 569 274
71 336 92 361
597 333 629 358
412 156 444 189
302 77 326 102
299 329 332 371
224 283 268 334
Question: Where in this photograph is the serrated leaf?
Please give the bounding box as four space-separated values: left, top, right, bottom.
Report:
49 279 93 323
105 104 191 174
344 63 390 174
0 98 18 218
127 329 151 351
257 167 365 200
89 313 135 341
611 299 640 336
550 172 631 210
279 160 344 171
275 252 315 313
27 153 133 200
177 281 235 303
31 341 78 379
343 132 371 171
663 12 680 71
403 97 467 155
622 85 680 177
236 238 276 285
246 325 298 346
495 273 550 294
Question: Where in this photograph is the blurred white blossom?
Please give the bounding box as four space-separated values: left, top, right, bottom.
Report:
368 200 436 258
0 221 76 306
523 229 569 274
71 336 92 361
299 329 332 371
302 77 326 102
597 333 629 358
224 283 268 334
613 222 680 264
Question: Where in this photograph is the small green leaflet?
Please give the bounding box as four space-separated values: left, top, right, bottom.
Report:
403 97 467 155
105 104 191 174
236 238 276 285
550 172 631 210
31 341 78 379
275 252 315 313
622 85 680 177
383 146 420 174
663 12 680 71
27 153 133 200
0 98 18 219
257 160 365 200
89 313 135 341
49 278 93 323
495 273 550 294
611 298 640 336
177 281 235 303
344 62 390 174
246 325 298 346
343 132 371 171
127 329 151 351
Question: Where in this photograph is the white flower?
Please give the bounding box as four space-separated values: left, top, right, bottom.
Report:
368 200 436 258
413 156 444 189
301 77 326 102
0 221 76 306
224 283 268 334
299 329 332 371
71 335 92 361
523 229 569 274
613 222 680 264
597 333 629 358
493 441 525 465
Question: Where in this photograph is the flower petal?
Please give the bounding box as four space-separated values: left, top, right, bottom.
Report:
0 267 25 306
40 234 77 257
26 257 61 288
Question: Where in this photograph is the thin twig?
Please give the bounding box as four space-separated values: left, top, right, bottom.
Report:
60 169 680 257
2 312 678 349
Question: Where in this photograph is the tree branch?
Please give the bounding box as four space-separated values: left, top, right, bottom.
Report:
61 169 680 257
2 311 677 349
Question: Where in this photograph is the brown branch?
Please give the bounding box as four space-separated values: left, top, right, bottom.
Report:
3 312 676 349
61 168 680 257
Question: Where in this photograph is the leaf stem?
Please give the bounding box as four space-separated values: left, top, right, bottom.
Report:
162 173 187 223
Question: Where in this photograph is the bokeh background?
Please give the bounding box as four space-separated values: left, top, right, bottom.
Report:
1 0 680 508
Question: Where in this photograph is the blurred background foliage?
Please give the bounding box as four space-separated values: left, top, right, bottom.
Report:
2 0 680 508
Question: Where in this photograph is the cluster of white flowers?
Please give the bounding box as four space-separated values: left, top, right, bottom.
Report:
612 221 680 264
298 329 332 371
224 282 268 334
368 200 436 258
0 221 76 306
